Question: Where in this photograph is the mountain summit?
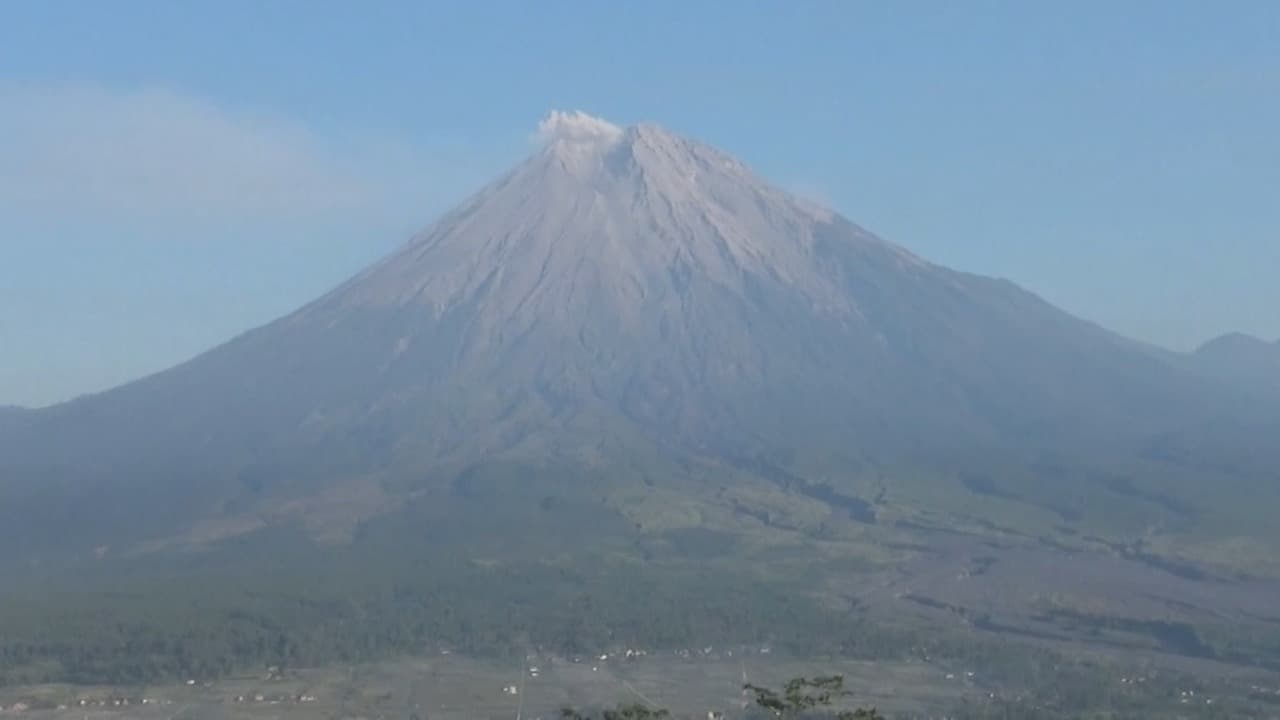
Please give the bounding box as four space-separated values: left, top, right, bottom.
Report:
296 111 941 450
321 111 880 316
1 112 1276 560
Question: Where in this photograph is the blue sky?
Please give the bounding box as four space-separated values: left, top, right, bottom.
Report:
2 1 1278 407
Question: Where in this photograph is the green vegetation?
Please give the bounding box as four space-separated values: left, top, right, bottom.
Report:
562 676 885 719
743 675 884 719
0 563 802 684
562 704 671 720
0 498 1277 720
1 463 1277 717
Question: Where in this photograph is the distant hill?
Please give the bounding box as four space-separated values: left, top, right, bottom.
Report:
1190 333 1280 394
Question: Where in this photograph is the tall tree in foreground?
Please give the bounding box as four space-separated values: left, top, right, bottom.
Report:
744 675 885 719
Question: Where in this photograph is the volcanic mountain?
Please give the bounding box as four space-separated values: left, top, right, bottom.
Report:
2 111 1278 568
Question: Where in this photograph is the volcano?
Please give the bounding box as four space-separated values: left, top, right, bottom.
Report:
1 111 1277 566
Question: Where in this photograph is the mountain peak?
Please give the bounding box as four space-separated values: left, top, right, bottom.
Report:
533 112 708 181
309 112 943 327
533 110 683 149
537 109 623 147
321 112 868 316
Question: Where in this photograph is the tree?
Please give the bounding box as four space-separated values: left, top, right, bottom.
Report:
561 704 671 720
743 675 885 720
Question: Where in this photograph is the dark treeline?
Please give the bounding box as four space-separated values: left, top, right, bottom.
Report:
0 544 1116 690
0 565 1266 720
2 554 1263 719
0 544 861 685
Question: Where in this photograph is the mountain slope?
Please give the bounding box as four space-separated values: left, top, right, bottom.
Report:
1 112 1277 564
